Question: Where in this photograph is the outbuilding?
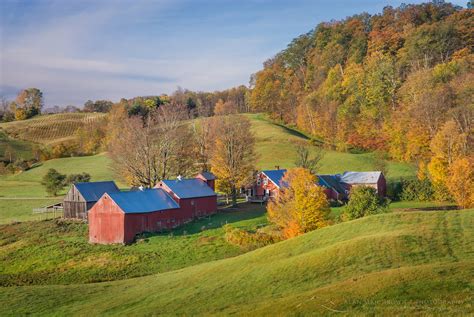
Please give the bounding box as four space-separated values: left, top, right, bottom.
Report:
339 171 387 197
63 181 119 220
157 176 217 220
88 188 180 244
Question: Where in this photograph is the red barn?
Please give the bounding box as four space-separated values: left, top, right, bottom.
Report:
157 176 217 219
89 188 180 244
339 171 387 197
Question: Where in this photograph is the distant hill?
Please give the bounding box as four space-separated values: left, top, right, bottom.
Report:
2 209 471 315
0 113 106 145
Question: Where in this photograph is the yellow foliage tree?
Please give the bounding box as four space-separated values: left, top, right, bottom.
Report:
210 115 256 206
446 157 474 208
267 168 330 239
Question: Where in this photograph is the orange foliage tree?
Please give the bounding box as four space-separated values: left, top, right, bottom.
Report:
446 157 474 208
267 168 330 238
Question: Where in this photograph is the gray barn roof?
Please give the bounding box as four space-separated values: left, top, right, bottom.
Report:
162 179 216 199
74 181 120 202
340 171 382 184
108 189 179 214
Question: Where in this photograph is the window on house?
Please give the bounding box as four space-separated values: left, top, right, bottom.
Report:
257 178 261 185
263 178 268 186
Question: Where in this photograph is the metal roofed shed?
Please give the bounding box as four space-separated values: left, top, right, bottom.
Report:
197 171 216 180
74 181 120 202
339 171 382 184
63 181 120 220
161 178 217 199
317 175 346 195
108 189 179 213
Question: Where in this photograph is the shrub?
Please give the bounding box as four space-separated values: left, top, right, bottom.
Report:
344 186 388 220
400 178 434 201
66 172 91 185
224 225 279 250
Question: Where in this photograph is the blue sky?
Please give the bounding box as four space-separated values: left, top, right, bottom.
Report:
0 0 467 106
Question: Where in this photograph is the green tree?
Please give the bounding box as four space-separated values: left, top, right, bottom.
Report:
41 169 66 196
344 186 388 220
65 172 91 185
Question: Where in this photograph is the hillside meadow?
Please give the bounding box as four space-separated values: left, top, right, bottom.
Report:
1 209 472 315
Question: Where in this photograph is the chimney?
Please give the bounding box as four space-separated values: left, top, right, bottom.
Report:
177 175 182 181
275 165 280 170
138 186 144 191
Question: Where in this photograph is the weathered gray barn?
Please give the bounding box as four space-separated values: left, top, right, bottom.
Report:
63 181 119 220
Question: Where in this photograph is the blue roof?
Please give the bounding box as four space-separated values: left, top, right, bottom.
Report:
108 189 179 213
162 179 216 199
317 175 346 194
74 181 119 202
262 169 287 188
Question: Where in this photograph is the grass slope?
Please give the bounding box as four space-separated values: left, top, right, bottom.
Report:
248 114 415 178
0 113 106 145
0 204 267 286
0 199 60 224
1 210 472 315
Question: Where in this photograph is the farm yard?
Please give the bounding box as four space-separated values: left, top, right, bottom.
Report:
0 203 268 286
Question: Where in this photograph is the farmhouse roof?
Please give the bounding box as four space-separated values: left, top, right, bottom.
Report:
74 181 120 202
161 178 216 199
261 169 287 188
317 175 346 194
108 189 179 213
197 171 216 180
339 171 382 184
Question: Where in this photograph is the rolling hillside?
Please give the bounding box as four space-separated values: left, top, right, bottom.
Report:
1 210 472 315
0 113 414 198
0 113 106 145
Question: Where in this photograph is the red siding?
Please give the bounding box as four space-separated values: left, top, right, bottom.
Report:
255 173 280 198
88 194 125 244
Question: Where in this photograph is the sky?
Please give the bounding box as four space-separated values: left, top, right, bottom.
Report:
0 0 467 107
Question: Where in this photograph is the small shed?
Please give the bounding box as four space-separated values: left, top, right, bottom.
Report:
196 171 216 191
89 188 180 244
158 177 217 220
339 171 387 197
63 181 119 220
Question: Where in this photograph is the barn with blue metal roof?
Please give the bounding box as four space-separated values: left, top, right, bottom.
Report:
89 188 187 244
63 181 120 220
157 174 218 221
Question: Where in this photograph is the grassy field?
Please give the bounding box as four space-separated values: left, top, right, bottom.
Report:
1 209 472 315
0 203 267 286
0 112 106 145
247 113 415 178
0 199 60 224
